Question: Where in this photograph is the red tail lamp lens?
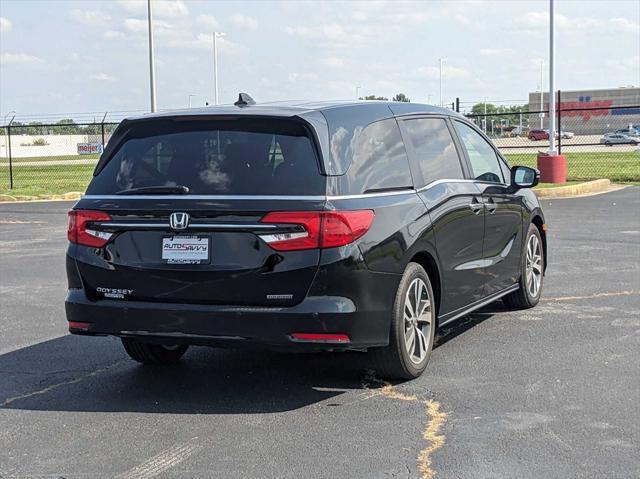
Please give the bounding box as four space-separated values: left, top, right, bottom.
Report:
260 210 374 251
68 210 112 247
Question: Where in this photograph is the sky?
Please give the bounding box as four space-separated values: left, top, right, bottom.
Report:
0 0 639 121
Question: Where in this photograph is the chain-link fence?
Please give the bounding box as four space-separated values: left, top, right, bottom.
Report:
465 103 640 183
1 102 639 197
0 121 119 197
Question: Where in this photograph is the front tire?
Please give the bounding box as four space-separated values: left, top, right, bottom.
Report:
503 224 544 309
121 338 188 365
368 263 436 380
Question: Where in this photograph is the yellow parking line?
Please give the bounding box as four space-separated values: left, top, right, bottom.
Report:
544 290 638 302
363 371 448 479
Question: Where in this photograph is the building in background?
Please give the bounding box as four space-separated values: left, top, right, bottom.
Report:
527 86 640 135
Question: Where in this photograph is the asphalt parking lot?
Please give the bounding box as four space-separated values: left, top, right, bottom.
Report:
1 187 639 479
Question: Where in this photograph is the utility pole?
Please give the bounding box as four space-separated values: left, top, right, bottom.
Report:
539 59 544 128
548 0 557 154
484 96 488 134
147 0 157 112
439 58 445 107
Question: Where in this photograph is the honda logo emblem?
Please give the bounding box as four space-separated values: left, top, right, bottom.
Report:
169 212 190 231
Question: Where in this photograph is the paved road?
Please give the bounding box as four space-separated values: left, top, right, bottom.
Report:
0 188 639 478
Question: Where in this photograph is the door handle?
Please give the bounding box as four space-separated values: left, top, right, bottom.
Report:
469 198 484 215
485 198 498 215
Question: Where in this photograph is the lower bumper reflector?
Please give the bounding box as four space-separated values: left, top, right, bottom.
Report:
290 333 350 343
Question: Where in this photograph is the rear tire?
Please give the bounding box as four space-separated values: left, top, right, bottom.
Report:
368 263 436 380
121 338 188 365
503 223 544 309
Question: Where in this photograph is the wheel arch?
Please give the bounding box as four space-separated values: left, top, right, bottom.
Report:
408 251 442 326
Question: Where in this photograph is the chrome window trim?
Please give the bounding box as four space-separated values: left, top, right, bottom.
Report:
415 178 510 193
81 190 418 201
416 179 475 192
327 190 416 201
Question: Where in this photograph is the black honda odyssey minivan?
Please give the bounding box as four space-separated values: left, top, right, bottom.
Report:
66 97 546 379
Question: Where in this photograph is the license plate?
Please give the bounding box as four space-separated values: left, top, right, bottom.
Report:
162 235 210 264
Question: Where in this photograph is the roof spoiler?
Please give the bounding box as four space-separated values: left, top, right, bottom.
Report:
234 93 256 107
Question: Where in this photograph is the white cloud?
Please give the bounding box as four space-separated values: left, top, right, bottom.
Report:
89 72 117 82
480 48 514 57
0 52 43 66
0 17 12 33
230 14 258 30
69 9 111 26
286 23 348 42
320 56 346 68
104 30 125 39
417 65 469 79
123 18 172 33
288 72 319 83
196 14 219 29
610 17 640 33
117 0 188 17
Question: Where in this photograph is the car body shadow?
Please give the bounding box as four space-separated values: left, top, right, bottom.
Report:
1 306 504 415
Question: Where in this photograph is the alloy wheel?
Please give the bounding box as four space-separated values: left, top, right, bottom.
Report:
403 278 432 365
525 234 543 298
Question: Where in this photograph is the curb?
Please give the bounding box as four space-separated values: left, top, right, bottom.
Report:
534 179 612 199
0 192 83 203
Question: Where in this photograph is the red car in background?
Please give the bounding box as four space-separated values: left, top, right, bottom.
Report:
528 129 549 141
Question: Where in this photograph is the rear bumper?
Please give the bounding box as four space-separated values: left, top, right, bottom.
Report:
65 289 391 350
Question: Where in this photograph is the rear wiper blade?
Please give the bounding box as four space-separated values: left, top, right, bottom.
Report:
116 185 190 195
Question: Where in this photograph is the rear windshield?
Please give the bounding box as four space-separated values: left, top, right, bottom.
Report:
87 118 324 195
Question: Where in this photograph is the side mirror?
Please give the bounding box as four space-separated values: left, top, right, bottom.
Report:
511 165 540 189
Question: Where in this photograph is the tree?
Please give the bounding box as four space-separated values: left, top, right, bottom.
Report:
468 103 529 136
51 119 82 135
360 95 388 101
392 93 410 102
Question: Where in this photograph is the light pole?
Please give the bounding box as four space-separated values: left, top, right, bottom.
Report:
147 0 157 112
548 0 557 154
539 59 544 129
213 32 225 105
483 96 488 133
439 58 445 107
188 94 196 108
355 86 361 100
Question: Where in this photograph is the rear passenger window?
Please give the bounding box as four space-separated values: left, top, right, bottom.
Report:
344 118 413 193
402 118 464 184
453 121 505 183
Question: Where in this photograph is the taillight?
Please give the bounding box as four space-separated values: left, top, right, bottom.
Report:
68 210 113 247
260 210 374 251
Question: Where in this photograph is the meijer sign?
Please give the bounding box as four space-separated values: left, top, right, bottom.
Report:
77 143 103 155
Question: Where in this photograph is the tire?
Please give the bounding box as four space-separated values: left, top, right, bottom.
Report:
121 338 188 365
503 223 544 309
368 262 436 380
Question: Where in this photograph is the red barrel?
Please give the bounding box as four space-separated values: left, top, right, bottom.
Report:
537 153 567 184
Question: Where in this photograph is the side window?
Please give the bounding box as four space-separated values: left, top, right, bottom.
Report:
346 118 413 192
454 121 505 183
402 118 464 184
